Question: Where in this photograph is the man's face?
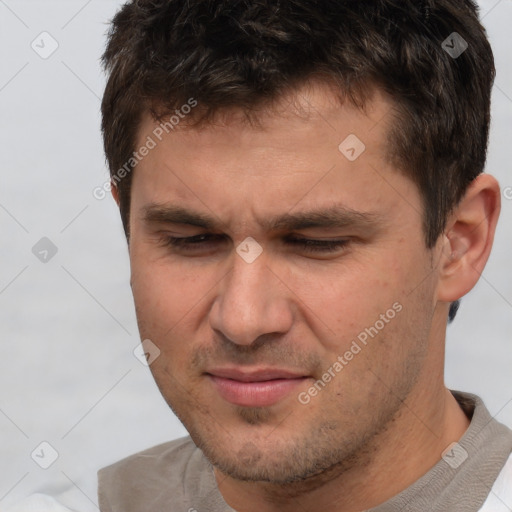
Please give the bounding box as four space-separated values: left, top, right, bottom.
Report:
127 81 442 483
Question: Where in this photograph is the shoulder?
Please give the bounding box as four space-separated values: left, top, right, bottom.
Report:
98 436 210 511
99 435 198 478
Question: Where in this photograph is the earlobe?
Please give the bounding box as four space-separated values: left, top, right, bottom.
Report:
437 174 501 303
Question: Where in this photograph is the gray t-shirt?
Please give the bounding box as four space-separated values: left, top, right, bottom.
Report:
98 391 512 511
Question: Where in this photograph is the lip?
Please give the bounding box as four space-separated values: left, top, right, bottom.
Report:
207 368 309 407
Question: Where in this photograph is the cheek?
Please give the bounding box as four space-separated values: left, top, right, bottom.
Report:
131 264 203 380
130 248 224 357
130 251 197 328
284 256 406 353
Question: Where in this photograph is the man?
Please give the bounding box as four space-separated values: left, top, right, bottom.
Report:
97 0 512 510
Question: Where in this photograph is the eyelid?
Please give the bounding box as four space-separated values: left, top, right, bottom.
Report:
158 233 350 255
159 233 349 243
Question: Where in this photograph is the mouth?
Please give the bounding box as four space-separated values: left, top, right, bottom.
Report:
206 368 310 407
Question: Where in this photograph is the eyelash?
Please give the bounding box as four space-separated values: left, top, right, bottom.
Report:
161 234 349 254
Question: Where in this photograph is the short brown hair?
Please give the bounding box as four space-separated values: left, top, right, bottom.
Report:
101 0 495 321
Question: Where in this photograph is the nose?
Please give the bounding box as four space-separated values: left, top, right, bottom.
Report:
209 250 293 346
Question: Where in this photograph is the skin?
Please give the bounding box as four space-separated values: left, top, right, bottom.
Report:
113 79 501 511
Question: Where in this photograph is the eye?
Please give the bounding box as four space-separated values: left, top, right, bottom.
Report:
161 234 349 255
285 237 349 254
161 234 225 251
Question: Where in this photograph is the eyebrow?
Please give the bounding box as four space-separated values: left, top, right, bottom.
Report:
142 203 381 233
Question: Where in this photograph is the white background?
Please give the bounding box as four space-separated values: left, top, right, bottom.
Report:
0 1 511 510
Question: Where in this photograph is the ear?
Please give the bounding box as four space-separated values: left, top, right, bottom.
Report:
436 173 501 303
111 181 121 207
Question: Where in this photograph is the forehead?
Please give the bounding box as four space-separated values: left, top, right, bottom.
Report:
130 80 419 236
138 79 395 158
